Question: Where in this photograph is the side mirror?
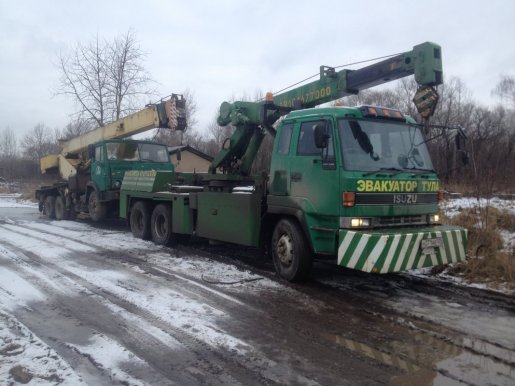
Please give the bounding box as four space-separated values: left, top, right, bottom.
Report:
176 149 182 161
314 124 329 148
88 144 95 160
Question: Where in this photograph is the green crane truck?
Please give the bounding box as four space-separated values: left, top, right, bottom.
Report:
119 42 468 281
36 95 186 221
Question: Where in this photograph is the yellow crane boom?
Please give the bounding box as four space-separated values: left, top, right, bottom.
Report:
41 94 186 176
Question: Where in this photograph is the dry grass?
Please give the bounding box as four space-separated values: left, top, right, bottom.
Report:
444 205 515 289
441 182 477 196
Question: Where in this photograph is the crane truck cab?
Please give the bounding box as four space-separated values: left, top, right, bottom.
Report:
84 139 173 220
267 105 466 280
37 138 173 221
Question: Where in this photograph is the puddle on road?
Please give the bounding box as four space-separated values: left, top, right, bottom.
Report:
325 327 514 386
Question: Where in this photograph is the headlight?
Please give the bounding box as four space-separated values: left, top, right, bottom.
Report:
114 180 121 188
428 214 440 224
350 218 371 227
340 217 372 228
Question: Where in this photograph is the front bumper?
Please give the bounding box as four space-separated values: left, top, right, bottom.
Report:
337 225 467 273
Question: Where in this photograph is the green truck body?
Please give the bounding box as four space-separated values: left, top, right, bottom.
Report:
119 103 467 281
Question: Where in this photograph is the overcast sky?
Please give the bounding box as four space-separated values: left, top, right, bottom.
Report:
1 0 514 141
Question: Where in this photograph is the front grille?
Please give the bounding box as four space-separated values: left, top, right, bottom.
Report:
374 215 426 227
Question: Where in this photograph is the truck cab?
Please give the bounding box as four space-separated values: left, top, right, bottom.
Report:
268 106 466 279
85 139 173 220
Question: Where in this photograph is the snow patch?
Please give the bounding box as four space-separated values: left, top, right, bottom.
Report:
442 196 515 217
0 310 83 385
0 266 46 311
65 333 146 386
0 194 38 208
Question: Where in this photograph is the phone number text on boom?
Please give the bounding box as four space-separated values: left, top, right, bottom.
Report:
278 86 333 107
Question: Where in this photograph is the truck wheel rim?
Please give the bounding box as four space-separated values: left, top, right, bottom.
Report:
277 234 293 266
135 212 143 230
155 215 167 238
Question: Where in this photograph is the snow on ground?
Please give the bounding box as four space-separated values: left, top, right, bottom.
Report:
0 193 326 384
0 193 38 208
0 193 513 384
442 195 515 217
65 334 146 386
421 195 515 295
441 195 515 250
0 311 84 385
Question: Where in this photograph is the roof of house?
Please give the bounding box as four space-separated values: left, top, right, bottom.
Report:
168 145 213 162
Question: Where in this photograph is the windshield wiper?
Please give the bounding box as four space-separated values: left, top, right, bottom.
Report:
363 167 405 177
406 167 436 174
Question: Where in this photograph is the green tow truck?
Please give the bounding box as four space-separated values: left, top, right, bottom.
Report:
119 42 468 281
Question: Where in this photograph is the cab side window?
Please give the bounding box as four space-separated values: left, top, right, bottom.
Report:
95 146 103 161
297 120 334 157
297 121 322 156
277 123 293 155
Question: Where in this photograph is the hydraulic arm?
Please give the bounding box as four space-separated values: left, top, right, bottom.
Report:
211 42 442 175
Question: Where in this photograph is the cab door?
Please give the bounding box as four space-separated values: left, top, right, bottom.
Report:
91 144 110 191
289 118 341 252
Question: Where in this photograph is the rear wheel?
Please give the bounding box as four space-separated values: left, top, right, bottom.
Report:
151 204 175 245
88 190 107 222
44 196 56 219
67 197 77 221
271 218 312 282
130 201 151 240
54 195 68 220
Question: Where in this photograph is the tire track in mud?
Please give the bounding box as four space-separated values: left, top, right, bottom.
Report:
2 219 515 385
1 223 394 385
0 235 277 385
0 222 398 385
3 222 374 385
155 244 515 385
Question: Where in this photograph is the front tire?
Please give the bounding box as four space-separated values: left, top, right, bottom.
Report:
54 195 68 220
88 190 107 222
271 219 312 282
130 201 151 240
44 196 56 219
151 204 175 245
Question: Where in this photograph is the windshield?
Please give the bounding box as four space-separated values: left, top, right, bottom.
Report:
106 142 169 163
338 119 434 172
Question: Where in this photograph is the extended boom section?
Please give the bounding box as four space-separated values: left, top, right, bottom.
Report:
62 95 186 156
211 42 442 175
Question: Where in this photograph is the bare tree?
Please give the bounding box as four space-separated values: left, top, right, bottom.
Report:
59 117 94 141
21 123 59 163
1 127 17 159
107 30 155 121
56 30 154 127
0 127 18 179
492 74 515 108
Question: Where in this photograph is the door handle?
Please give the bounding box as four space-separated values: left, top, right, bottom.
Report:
291 172 302 182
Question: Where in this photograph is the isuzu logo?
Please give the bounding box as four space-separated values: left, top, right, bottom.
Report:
393 194 418 204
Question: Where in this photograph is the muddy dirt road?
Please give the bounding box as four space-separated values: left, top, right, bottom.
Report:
0 204 514 385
